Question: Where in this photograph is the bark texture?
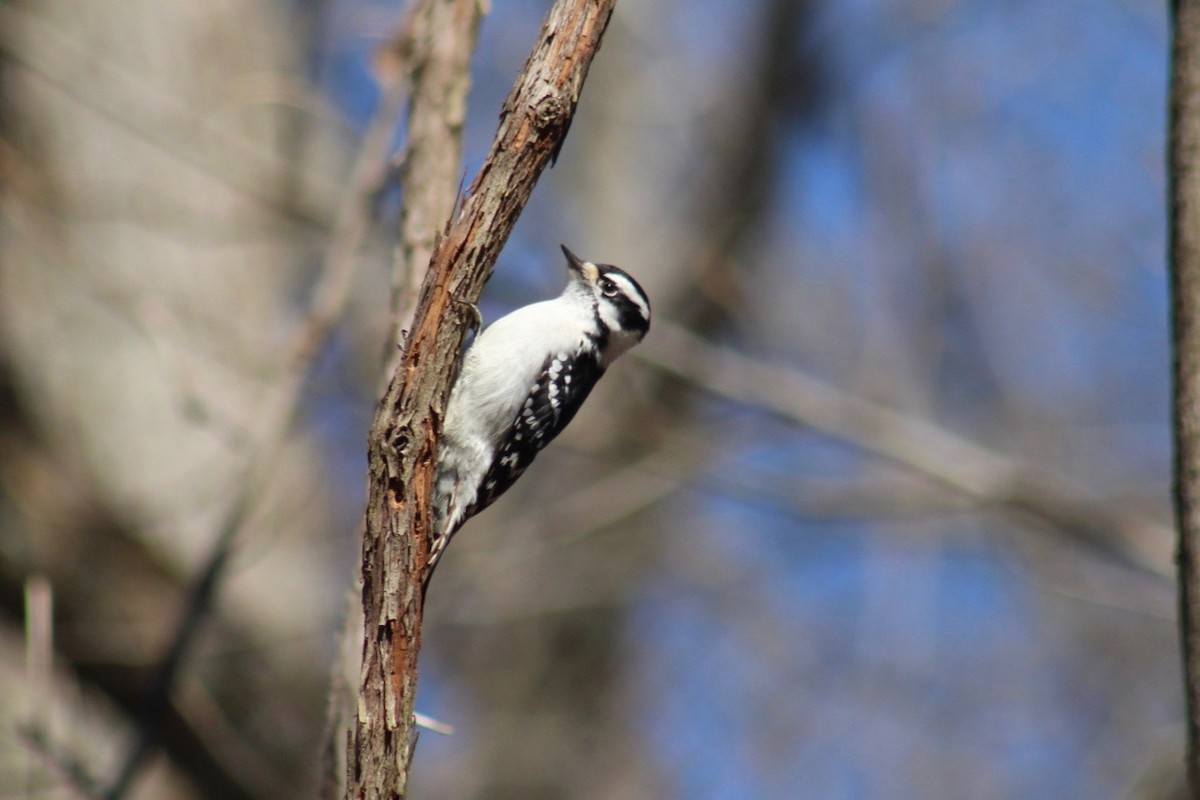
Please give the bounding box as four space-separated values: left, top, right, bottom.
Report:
347 2 618 797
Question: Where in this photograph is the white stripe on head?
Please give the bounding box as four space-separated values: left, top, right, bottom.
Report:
606 272 650 321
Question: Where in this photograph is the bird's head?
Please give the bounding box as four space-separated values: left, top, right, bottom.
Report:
561 244 651 362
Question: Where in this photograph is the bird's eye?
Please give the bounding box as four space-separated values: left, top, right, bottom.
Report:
599 277 618 296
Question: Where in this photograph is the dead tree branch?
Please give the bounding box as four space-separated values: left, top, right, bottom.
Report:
1170 0 1200 791
348 1 618 796
323 1 484 795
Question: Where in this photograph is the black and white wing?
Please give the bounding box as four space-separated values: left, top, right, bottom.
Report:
465 348 604 519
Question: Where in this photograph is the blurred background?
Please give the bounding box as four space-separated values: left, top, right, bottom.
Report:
0 0 1181 798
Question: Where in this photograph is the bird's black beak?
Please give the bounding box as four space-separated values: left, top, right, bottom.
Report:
561 244 586 275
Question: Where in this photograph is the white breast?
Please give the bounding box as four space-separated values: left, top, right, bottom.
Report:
435 296 590 533
447 300 586 443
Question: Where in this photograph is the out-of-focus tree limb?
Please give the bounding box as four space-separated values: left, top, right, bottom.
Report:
5 0 396 793
0 3 340 231
1 0 358 795
95 16 399 795
383 0 485 371
350 1 617 796
1170 0 1200 792
637 322 1173 578
0 383 266 799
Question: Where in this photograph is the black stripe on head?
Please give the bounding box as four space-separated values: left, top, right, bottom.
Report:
596 264 651 337
588 306 611 351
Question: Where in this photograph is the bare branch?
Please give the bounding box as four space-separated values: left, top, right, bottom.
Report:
326 1 484 795
384 0 485 366
97 30 401 800
1170 0 1200 791
350 1 618 796
636 322 1174 578
0 4 340 230
19 724 104 799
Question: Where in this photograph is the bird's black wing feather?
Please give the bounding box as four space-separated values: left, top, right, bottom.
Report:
467 348 604 518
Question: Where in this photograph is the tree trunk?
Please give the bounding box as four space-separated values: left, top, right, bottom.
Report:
1171 0 1200 794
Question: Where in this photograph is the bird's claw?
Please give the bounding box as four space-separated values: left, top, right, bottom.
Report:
451 296 483 333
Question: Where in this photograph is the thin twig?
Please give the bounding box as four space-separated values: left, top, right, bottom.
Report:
635 321 1174 578
23 577 55 796
98 46 404 800
0 4 340 230
19 724 104 800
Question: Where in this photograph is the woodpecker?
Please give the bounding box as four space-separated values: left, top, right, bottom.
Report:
428 245 651 583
